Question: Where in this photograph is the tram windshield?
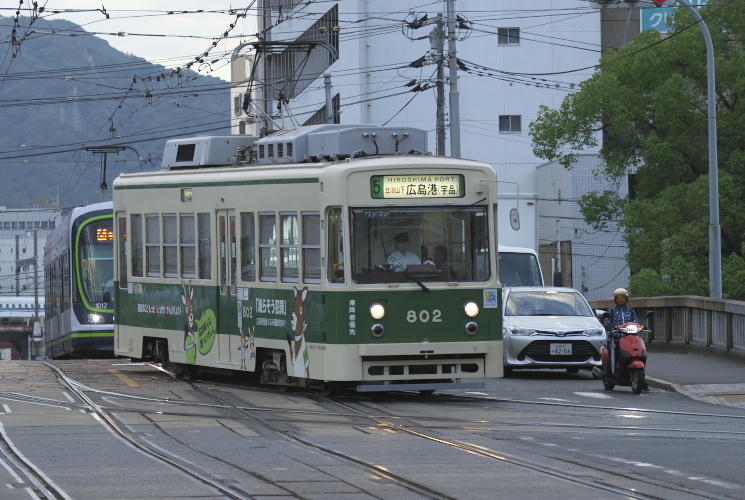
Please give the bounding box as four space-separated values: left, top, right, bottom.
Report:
350 206 490 283
77 219 114 304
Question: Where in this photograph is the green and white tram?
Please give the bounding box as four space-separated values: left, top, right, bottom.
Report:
113 125 503 392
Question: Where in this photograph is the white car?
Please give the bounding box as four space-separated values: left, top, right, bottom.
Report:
502 287 605 377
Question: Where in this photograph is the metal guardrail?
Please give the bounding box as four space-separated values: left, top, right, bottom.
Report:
588 295 745 355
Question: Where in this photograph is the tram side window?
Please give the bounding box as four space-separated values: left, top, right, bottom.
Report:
198 213 211 279
302 212 321 283
240 212 256 282
131 214 143 277
62 255 69 312
280 212 299 283
180 214 196 279
259 213 277 281
118 216 128 288
146 214 161 277
163 214 177 278
327 207 345 283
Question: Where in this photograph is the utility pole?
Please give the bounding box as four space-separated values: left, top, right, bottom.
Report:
432 14 446 156
324 71 334 123
446 0 461 158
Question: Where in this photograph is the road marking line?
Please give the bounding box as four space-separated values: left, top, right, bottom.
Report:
108 369 140 388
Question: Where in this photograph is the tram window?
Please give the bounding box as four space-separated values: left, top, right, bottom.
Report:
280 212 299 283
180 214 196 279
62 256 69 311
327 207 345 284
230 215 237 294
219 215 227 293
146 214 161 277
240 212 256 282
302 212 321 283
259 213 277 281
349 206 491 283
131 214 143 277
118 216 128 288
163 214 177 278
197 213 211 279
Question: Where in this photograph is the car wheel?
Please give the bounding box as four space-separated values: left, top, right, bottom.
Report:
503 367 513 378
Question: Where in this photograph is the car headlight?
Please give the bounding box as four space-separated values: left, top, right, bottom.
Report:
464 301 479 317
88 313 104 324
506 326 536 336
583 327 605 336
369 303 385 320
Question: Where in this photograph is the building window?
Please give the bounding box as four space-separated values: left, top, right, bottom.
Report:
499 115 521 133
498 28 520 45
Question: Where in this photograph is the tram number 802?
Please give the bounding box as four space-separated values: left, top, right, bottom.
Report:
406 309 442 323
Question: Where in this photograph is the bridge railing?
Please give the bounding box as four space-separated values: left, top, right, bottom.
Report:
588 295 745 356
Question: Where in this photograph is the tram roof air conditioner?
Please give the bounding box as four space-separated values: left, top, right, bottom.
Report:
254 124 428 164
163 135 258 169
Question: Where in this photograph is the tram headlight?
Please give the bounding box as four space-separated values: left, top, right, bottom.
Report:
464 301 479 318
370 303 385 320
88 313 104 324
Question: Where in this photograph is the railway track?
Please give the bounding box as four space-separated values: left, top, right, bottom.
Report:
27 361 743 500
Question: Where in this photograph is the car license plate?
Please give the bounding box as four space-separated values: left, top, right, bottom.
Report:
550 343 572 355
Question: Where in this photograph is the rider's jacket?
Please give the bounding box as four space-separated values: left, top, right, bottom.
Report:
604 305 639 338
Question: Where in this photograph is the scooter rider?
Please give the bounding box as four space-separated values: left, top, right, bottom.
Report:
604 288 649 391
604 288 639 331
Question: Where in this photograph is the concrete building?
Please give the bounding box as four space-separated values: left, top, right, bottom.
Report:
0 207 61 359
232 1 663 298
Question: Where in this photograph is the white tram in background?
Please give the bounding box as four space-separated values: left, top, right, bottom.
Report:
113 125 504 392
43 202 114 358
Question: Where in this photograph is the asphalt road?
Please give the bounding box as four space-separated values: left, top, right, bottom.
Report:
0 358 743 500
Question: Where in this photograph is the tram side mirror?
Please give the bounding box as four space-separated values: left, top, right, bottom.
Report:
510 208 520 231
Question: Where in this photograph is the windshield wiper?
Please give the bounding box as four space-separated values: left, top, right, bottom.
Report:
387 253 429 292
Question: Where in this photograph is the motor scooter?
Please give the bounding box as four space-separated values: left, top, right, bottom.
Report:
599 322 648 394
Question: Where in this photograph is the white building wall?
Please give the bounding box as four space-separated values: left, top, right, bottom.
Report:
252 0 601 191
247 1 630 298
0 209 61 297
536 155 630 301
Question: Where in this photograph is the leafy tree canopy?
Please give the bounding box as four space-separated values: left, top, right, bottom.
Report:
529 0 745 299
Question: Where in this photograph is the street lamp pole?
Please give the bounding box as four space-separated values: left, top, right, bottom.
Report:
675 0 722 298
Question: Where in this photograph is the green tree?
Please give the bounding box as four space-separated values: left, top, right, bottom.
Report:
530 0 745 299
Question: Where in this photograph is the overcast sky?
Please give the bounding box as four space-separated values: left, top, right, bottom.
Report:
37 1 259 81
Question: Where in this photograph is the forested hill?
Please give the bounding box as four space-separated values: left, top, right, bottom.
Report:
0 15 230 208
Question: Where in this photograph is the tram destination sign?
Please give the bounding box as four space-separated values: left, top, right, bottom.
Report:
370 174 465 199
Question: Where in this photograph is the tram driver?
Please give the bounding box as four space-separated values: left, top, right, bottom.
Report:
387 232 421 271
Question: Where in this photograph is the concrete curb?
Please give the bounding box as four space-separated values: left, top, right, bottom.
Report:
646 376 722 404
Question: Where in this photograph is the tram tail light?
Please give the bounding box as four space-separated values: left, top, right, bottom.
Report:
371 324 385 337
465 322 478 335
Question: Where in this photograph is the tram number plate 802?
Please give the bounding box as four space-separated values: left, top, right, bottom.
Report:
550 343 572 355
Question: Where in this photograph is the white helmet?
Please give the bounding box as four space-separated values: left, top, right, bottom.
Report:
613 288 629 298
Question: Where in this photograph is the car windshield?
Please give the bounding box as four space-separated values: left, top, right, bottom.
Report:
350 206 490 283
505 291 592 317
